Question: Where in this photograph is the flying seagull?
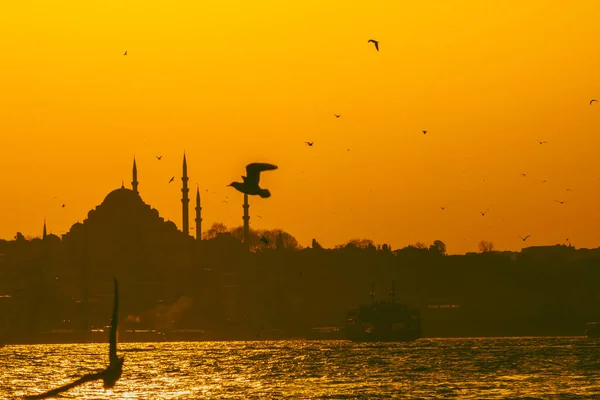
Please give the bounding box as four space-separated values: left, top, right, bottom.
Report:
441 206 446 210
480 210 488 216
305 142 314 146
566 188 572 191
422 130 427 135
169 176 175 184
24 279 124 399
61 204 66 208
123 51 127 56
228 163 278 198
555 200 567 205
156 155 162 160
521 173 527 178
590 99 597 105
519 235 531 242
367 39 379 51
334 114 341 118
537 140 547 145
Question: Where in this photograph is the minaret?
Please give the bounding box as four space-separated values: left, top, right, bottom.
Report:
181 153 190 235
195 185 202 240
132 157 139 194
243 193 250 244
42 219 47 240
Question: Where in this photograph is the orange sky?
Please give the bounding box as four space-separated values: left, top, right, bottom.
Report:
1 1 600 254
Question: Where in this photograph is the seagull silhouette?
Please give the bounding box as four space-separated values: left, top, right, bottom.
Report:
24 279 123 399
305 142 314 146
441 206 446 210
61 204 66 208
156 155 162 160
566 188 572 191
228 163 278 198
334 114 341 118
537 139 547 144
480 210 488 216
367 39 379 51
123 51 127 56
541 180 547 183
422 130 427 135
168 177 174 184
590 99 597 105
519 235 531 242
521 173 527 178
555 200 567 205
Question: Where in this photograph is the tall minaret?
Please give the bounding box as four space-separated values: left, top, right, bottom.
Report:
132 157 139 194
181 153 190 235
43 219 47 240
243 193 250 244
195 185 202 240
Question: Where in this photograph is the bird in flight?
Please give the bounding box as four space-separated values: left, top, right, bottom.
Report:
305 142 314 146
441 206 446 210
257 215 263 219
334 114 341 118
123 51 127 56
422 130 427 135
519 235 531 242
24 279 124 399
61 204 66 208
156 155 162 160
367 39 379 51
590 99 597 105
541 180 547 184
566 188 572 191
228 163 278 198
537 140 547 145
555 200 567 205
480 210 488 216
521 173 527 178
169 177 175 183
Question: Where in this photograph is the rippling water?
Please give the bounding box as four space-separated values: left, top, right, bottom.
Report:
3 337 600 399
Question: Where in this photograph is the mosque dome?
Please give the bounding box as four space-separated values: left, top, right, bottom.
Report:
101 187 143 208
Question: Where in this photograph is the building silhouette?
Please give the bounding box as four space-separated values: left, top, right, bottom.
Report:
195 186 202 240
243 194 250 244
132 157 139 195
181 153 190 236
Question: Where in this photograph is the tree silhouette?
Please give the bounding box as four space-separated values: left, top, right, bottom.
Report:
228 226 300 251
311 238 323 249
413 242 427 249
202 222 229 240
478 240 495 253
430 240 447 255
338 238 376 250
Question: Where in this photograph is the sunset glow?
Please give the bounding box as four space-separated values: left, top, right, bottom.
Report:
2 1 600 253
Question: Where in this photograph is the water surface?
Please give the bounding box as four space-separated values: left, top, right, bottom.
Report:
3 337 600 399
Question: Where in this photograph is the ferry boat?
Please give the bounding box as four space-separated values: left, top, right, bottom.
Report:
346 283 421 342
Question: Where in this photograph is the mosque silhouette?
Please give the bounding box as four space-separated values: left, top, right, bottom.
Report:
30 155 256 342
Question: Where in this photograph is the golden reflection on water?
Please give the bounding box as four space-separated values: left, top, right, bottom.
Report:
3 338 600 399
